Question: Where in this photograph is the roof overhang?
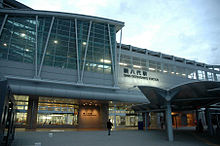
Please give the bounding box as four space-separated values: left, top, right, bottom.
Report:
134 81 220 112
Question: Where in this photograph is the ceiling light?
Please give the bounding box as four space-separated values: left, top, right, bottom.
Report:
133 65 141 68
171 72 175 74
54 40 58 44
149 68 155 71
100 59 111 63
3 43 7 46
20 33 26 37
25 49 30 52
163 70 167 73
119 62 127 66
82 42 87 46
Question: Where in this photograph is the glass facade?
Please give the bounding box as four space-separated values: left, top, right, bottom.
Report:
0 13 116 74
37 97 79 126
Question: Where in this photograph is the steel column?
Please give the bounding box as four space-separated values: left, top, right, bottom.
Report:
38 16 55 77
34 15 38 78
0 14 8 37
75 19 81 83
80 21 92 82
166 102 173 141
108 24 116 86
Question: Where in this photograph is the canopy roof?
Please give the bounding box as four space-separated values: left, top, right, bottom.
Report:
134 81 220 112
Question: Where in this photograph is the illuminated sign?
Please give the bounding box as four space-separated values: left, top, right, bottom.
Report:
123 68 159 81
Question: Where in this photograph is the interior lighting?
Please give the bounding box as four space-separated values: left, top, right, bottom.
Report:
133 65 141 68
20 33 26 37
100 59 111 64
182 74 186 76
54 40 58 44
171 72 175 74
119 62 127 66
25 49 30 52
149 68 155 71
3 43 7 46
82 42 87 46
163 70 168 73
176 72 179 75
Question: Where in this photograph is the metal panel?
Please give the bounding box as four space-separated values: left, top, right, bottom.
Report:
34 15 38 78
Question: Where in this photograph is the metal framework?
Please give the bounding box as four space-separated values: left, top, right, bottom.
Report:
80 21 92 83
0 14 8 37
38 16 55 77
35 15 38 78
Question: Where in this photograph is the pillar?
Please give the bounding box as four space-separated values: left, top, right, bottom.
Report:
166 102 173 141
205 108 214 136
114 105 117 128
26 96 39 129
145 112 149 130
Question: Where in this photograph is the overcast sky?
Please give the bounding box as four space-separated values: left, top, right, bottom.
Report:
18 0 220 65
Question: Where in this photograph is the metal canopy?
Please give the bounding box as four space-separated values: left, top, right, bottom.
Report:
135 81 220 112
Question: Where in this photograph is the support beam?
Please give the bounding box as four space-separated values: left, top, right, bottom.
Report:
145 112 149 130
38 16 55 78
80 21 92 82
34 15 38 78
166 102 173 141
114 104 117 129
0 14 8 37
108 24 116 86
205 108 214 136
75 19 81 83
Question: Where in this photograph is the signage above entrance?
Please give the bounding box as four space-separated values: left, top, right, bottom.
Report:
123 68 159 81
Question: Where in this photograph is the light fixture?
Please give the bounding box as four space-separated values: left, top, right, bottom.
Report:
182 74 186 76
176 72 179 75
119 62 127 66
163 70 167 73
149 68 155 71
20 33 26 37
100 59 111 64
3 43 7 46
133 65 141 68
54 40 58 44
171 72 175 74
25 49 30 52
82 42 87 46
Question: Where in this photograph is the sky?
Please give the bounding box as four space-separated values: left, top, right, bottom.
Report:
18 0 220 65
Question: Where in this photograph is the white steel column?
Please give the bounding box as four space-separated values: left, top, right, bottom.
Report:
108 24 116 86
0 14 8 37
75 19 81 83
38 16 55 78
114 27 118 86
166 102 173 141
80 21 92 82
118 29 122 65
114 104 117 129
34 15 38 78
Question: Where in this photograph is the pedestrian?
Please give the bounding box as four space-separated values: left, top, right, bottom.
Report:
107 119 113 135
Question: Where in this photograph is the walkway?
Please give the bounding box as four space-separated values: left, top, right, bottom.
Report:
12 128 220 146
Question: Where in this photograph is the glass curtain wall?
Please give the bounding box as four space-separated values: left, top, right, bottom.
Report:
0 14 116 74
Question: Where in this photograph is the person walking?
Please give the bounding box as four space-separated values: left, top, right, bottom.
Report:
107 119 113 135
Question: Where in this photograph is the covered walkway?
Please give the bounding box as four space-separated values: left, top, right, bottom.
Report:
135 81 220 141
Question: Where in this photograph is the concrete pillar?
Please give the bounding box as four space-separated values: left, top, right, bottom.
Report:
205 108 214 136
166 102 173 141
26 96 39 129
145 112 149 130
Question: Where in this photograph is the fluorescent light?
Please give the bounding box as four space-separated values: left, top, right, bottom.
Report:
3 43 7 46
82 42 87 46
119 62 127 66
20 33 26 37
133 65 141 68
163 70 167 73
54 40 58 44
176 72 179 75
149 68 155 71
182 74 186 76
171 72 175 74
25 49 30 52
100 59 111 64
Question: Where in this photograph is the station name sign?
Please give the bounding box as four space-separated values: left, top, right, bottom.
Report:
123 68 159 81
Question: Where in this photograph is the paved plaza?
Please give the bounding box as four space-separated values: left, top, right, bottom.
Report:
12 128 220 146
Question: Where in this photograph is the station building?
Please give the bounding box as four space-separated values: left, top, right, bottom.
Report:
0 1 220 131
